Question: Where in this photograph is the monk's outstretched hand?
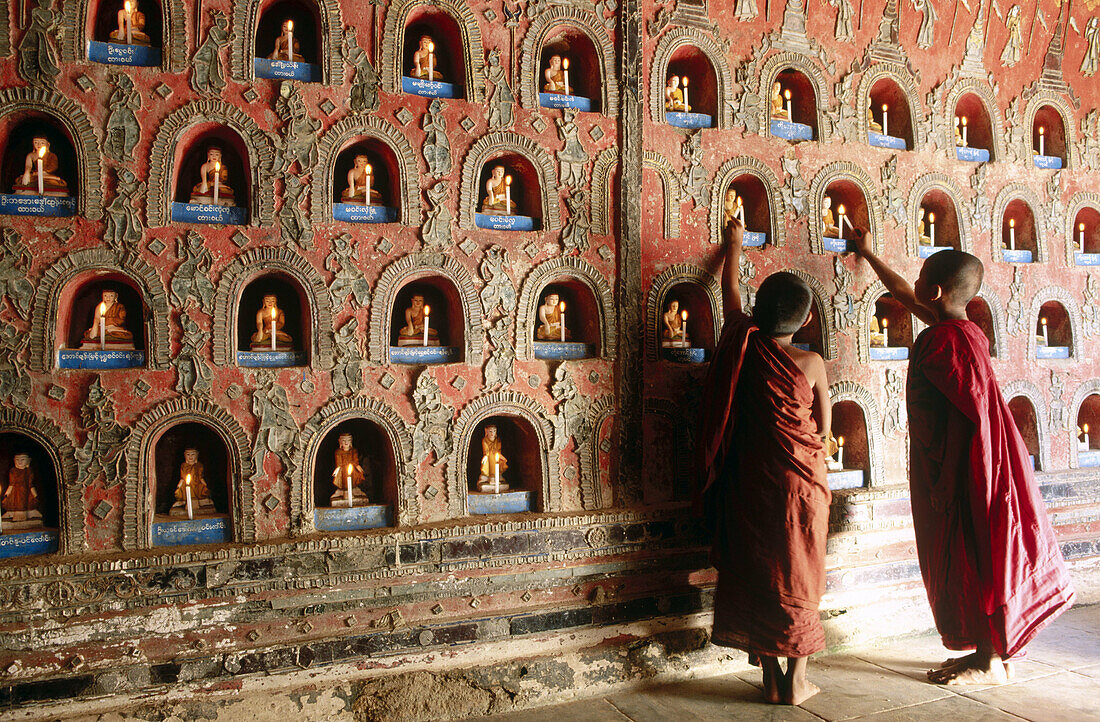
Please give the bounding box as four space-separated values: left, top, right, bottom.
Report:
850 227 871 257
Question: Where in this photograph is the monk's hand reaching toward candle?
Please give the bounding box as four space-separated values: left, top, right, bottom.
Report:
850 227 871 257
722 216 745 320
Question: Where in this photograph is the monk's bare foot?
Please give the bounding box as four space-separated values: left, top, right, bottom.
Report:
783 676 820 705
762 665 781 704
927 656 1009 685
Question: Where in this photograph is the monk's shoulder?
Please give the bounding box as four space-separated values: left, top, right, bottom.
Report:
784 345 825 379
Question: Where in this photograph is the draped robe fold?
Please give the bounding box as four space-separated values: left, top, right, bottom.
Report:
694 315 830 658
908 320 1074 659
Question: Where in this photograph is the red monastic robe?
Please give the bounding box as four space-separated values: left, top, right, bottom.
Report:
695 314 830 658
908 320 1074 659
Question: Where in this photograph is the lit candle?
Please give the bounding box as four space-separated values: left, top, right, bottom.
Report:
1009 218 1016 251
494 452 500 493
836 436 844 467
1079 222 1086 250
124 0 133 44
682 76 689 112
881 316 889 348
427 41 435 80
98 301 106 350
784 88 792 119
185 473 193 520
961 116 968 147
559 301 566 343
422 304 431 346
837 203 847 239
270 306 277 351
881 103 889 137
285 20 294 62
36 146 45 196
1040 316 1049 346
346 463 353 509
735 196 745 225
213 160 220 205
562 57 570 95
1038 126 1045 156
1084 423 1091 450
681 309 689 346
504 174 512 216
364 163 372 206
929 211 936 246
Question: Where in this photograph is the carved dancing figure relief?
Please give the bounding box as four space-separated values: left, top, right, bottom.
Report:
411 370 453 464
171 231 216 311
250 371 298 481
557 108 589 188
104 168 145 257
830 0 855 41
421 181 453 251
1082 17 1099 77
1082 275 1099 338
422 98 452 178
325 233 370 306
1000 5 1023 67
105 74 141 163
175 315 212 395
0 323 31 408
1006 266 1026 336
561 189 591 255
17 0 60 86
484 317 515 390
331 318 363 396
76 378 130 487
0 229 35 320
343 27 380 113
191 10 230 95
913 0 937 49
484 49 515 131
479 245 516 315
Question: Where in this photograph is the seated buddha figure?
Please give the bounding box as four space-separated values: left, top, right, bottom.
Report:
480 164 516 215
108 0 152 45
543 54 567 93
867 106 883 134
330 433 369 505
268 19 305 62
12 136 69 197
723 187 744 229
411 35 443 80
170 448 215 517
397 293 439 346
821 196 841 238
869 316 887 348
250 293 294 350
664 75 689 113
662 299 685 347
189 147 235 207
918 214 932 246
770 82 788 120
2 453 42 525
82 289 135 348
340 154 382 205
477 424 509 490
536 291 570 341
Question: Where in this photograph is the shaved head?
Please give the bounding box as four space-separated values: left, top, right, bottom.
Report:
921 250 983 305
754 271 812 337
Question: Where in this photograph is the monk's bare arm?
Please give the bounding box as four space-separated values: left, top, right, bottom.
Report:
721 218 746 320
852 230 937 326
809 354 831 440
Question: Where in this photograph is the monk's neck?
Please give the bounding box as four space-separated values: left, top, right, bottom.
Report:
931 304 968 323
771 333 795 347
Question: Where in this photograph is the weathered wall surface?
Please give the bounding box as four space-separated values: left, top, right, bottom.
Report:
0 0 1098 718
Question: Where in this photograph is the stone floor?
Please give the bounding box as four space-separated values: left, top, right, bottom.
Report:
474 604 1100 722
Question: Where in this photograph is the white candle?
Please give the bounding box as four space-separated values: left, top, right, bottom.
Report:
364 163 372 206
185 473 193 520
1009 218 1016 251
427 41 434 80
559 301 566 343
836 436 844 467
98 302 106 349
929 211 936 246
504 175 512 216
562 57 570 95
784 89 792 119
422 304 430 346
1038 126 1045 156
837 203 846 239
494 452 500 493
124 1 132 44
36 146 45 196
735 198 745 225
1080 222 1086 249
345 464 353 508
270 307 277 351
1041 317 1049 346
961 116 968 147
881 317 889 348
285 20 293 62
1084 423 1091 449
682 76 689 112
681 309 689 346
881 104 888 137
213 160 220 205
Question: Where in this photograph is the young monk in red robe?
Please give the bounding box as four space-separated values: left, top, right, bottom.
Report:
853 235 1075 685
694 218 832 704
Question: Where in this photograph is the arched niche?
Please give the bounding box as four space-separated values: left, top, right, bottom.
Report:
578 396 614 511
293 397 414 532
859 68 922 149
57 273 148 363
0 112 80 213
1006 392 1045 471
951 90 998 161
520 7 618 115
1066 192 1100 263
787 269 837 361
30 249 171 372
123 397 254 550
1032 105 1068 167
232 0 342 83
86 0 164 65
149 421 234 546
1069 381 1100 469
0 432 62 558
648 27 733 129
1022 93 1075 169
1033 299 1074 361
464 416 543 514
993 184 1046 263
709 156 786 248
381 0 484 100
857 283 917 363
966 293 1001 357
645 264 722 362
170 128 252 220
757 52 831 142
475 153 542 228
330 139 399 221
643 151 681 238
310 420 397 527
906 173 970 257
66 0 183 69
772 67 818 139
313 115 421 225
213 246 333 369
234 272 312 365
368 253 484 365
1028 287 1081 363
828 381 885 486
387 276 465 362
459 132 559 231
516 256 617 361
830 400 869 489
809 162 883 255
641 398 691 505
147 99 276 227
447 391 557 517
590 146 618 236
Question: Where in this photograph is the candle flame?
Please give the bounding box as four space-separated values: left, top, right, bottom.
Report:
427 41 434 52
562 57 569 69
214 160 221 172
837 436 844 447
38 145 46 158
504 174 512 185
559 301 566 312
837 203 846 215
185 473 191 487
1080 222 1086 231
346 464 352 474
681 310 688 321
682 76 688 86
961 116 968 126
287 19 293 31
124 1 131 11
929 212 935 223
1041 317 1047 326
882 317 888 328
882 103 887 112
423 304 430 316
365 163 372 174
1085 424 1090 434
494 452 500 462
98 302 107 315
270 307 276 319
783 89 790 100
1039 126 1045 134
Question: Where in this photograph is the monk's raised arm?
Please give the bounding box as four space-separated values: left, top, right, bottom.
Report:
808 353 831 441
851 229 937 326
721 218 746 321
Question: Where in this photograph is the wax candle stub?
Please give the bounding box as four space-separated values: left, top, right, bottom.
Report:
784 88 792 119
37 146 45 196
185 472 193 520
881 317 889 347
213 160 221 205
559 301 566 343
1039 126 1045 156
682 76 689 113
504 175 512 216
270 306 277 351
681 309 689 345
1009 218 1016 250
422 304 431 346
881 103 889 137
346 463 353 508
562 57 570 95
494 452 500 493
285 20 294 62
98 302 107 350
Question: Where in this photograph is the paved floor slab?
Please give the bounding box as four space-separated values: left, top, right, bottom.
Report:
963 670 1100 722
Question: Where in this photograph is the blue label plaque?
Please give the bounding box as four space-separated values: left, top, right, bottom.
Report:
1074 252 1100 266
533 341 597 360
1001 249 1033 264
666 111 713 129
152 517 231 546
770 119 814 141
538 93 593 112
389 346 460 364
0 194 76 217
662 346 706 363
870 346 909 361
314 505 392 531
868 132 906 150
171 202 247 225
0 529 59 559
823 236 852 253
236 350 307 367
58 349 145 369
1078 450 1100 468
474 213 538 231
918 245 952 258
742 230 766 247
1035 345 1069 359
87 41 161 66
254 58 320 82
401 76 458 98
956 147 990 163
468 490 533 515
1033 155 1063 169
332 204 398 223
827 469 865 491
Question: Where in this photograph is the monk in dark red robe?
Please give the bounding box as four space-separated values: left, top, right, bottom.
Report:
695 219 832 705
855 240 1074 685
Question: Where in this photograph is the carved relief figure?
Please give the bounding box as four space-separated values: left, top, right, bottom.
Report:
104 168 145 256
477 424 508 488
170 448 214 516
557 108 589 188
537 291 570 340
191 10 230 95
341 154 382 205
411 35 443 80
421 98 452 177
343 27 380 113
484 49 515 130
105 74 141 162
479 245 517 314
1083 18 1100 77
421 181 453 251
543 54 567 93
0 230 33 320
13 137 68 196
484 317 515 389
830 0 854 41
561 189 591 254
2 453 41 525
411 370 453 463
171 231 216 312
189 147 235 206
821 195 841 237
331 433 368 505
399 294 439 345
331 318 363 396
17 0 60 86
664 75 690 112
662 299 685 345
1000 5 1023 67
109 0 151 45
734 0 758 21
481 165 517 214
82 290 135 347
914 0 937 50
250 372 298 481
175 315 212 395
250 294 293 350
325 233 370 306
269 19 304 61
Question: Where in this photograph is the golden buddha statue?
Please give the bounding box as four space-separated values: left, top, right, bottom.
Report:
250 294 294 350
340 154 382 205
480 164 516 214
108 0 151 45
189 147 235 207
12 136 69 197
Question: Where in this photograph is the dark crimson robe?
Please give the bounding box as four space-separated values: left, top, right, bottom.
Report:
908 320 1074 659
694 314 830 658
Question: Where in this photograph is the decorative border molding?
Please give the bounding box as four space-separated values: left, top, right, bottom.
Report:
380 0 485 101
311 114 422 224
756 50 832 142
1028 285 1083 362
293 396 415 532
1020 91 1076 168
808 161 883 255
644 263 723 362
828 380 886 487
447 390 558 517
515 255 617 361
856 63 925 148
991 183 1048 263
368 252 484 365
518 6 619 116
904 172 972 256
1001 379 1051 472
146 98 276 227
787 268 838 360
458 131 560 231
1064 192 1100 265
212 246 334 368
973 284 1008 359
648 27 733 129
29 249 172 372
0 87 104 220
941 78 1005 162
0 407 79 555
1068 379 1100 469
578 395 614 511
64 0 186 70
590 146 619 236
709 156 787 247
643 151 681 238
122 397 254 550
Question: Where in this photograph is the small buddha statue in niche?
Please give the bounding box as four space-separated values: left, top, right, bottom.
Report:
869 315 887 347
824 433 843 472
821 196 841 238
398 293 439 346
170 448 214 517
189 147 235 207
954 117 966 147
268 19 305 62
662 299 686 347
108 0 151 45
341 154 382 205
81 290 135 348
770 82 788 120
543 54 568 93
536 291 570 341
664 75 690 113
918 214 932 246
480 164 517 215
330 433 369 506
1078 425 1091 452
12 136 69 197
723 187 745 229
411 35 443 80
867 106 883 133
477 424 509 491
250 294 294 350
2 453 42 525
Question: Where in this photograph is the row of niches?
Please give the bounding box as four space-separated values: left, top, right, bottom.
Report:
0 410 558 559
54 273 602 370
